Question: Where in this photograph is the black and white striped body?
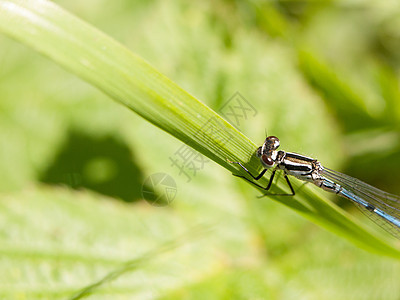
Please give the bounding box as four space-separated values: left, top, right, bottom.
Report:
273 151 317 181
263 150 339 192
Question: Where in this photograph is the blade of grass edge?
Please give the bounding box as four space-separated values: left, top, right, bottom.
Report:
0 0 399 258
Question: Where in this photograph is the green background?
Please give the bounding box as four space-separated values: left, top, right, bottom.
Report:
1 0 400 299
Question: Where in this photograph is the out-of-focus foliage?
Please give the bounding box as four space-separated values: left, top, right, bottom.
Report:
0 0 400 299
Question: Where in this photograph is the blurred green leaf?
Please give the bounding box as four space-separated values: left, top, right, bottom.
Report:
298 50 382 132
376 64 400 122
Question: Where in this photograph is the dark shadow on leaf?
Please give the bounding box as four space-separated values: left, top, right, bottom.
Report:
40 129 147 202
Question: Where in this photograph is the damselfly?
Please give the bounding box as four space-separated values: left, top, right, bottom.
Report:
229 136 400 239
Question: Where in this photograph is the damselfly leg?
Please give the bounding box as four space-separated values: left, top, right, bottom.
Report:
228 160 295 196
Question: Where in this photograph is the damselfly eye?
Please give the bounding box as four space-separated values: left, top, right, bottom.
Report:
265 136 280 150
261 155 274 166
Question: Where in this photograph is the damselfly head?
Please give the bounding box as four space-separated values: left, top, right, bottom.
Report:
263 136 280 151
257 136 280 156
256 136 280 168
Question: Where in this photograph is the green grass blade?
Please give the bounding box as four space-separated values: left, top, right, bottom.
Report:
0 0 400 258
298 50 381 132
